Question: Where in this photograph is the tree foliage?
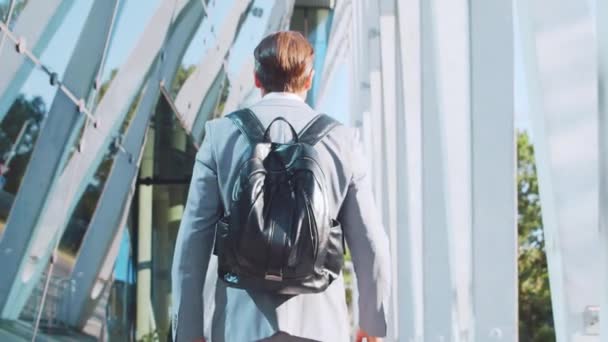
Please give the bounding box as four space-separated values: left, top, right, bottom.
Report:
518 131 555 342
0 95 45 195
170 64 197 98
60 64 197 257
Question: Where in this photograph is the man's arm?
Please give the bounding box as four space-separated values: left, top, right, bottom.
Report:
171 121 221 342
338 131 392 337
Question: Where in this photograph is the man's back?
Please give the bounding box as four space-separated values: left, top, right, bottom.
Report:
212 94 353 341
171 31 391 342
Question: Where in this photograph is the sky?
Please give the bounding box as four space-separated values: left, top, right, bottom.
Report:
14 0 207 105
4 0 529 131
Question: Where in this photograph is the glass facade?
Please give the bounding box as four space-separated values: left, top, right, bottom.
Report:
0 93 45 236
290 6 333 107
0 1 366 341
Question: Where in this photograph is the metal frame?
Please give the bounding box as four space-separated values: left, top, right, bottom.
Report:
0 1 528 338
0 0 181 320
59 0 206 328
470 0 516 340
420 0 458 338
0 0 120 318
516 0 600 340
0 0 76 121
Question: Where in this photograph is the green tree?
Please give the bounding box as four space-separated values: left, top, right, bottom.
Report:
170 64 196 97
0 95 46 195
59 64 197 257
518 131 555 341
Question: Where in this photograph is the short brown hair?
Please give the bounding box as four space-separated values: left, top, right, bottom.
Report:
254 31 314 93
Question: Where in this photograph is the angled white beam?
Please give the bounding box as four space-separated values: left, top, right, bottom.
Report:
173 0 250 134
59 0 206 328
190 69 227 144
0 0 120 318
220 0 296 115
0 0 182 319
517 1 600 340
62 82 149 328
0 0 76 121
470 0 517 340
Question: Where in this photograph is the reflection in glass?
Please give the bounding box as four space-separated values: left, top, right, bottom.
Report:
0 0 28 28
0 94 46 236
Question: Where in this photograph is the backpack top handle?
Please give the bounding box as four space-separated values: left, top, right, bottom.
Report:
263 116 299 143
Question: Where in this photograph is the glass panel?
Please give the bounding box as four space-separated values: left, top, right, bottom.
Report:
58 145 116 268
0 53 45 237
59 73 148 270
136 92 198 340
290 7 333 107
107 225 136 341
96 0 162 98
0 0 28 27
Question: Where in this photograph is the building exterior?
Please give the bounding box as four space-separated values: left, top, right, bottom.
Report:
0 0 604 341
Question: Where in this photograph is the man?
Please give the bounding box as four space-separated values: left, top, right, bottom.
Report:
172 31 391 342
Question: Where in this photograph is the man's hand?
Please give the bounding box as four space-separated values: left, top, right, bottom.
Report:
356 329 383 342
194 338 206 342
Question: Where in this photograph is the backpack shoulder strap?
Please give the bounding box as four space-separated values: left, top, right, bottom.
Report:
226 108 265 146
298 114 340 146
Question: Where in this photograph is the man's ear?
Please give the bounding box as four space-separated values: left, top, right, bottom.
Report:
305 70 315 91
254 72 263 89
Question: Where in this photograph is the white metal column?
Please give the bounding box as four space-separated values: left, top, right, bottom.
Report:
470 0 517 340
421 0 471 338
516 0 600 340
395 0 424 340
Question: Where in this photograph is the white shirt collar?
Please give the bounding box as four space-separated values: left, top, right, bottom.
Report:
261 92 305 102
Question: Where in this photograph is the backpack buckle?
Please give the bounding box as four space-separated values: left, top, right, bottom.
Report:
264 270 283 281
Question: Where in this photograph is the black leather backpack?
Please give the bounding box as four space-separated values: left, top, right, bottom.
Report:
213 109 345 295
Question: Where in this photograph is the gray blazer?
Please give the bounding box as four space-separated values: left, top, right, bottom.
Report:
171 95 391 342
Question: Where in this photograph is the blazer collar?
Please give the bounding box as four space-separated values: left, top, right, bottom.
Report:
253 95 315 112
261 92 305 102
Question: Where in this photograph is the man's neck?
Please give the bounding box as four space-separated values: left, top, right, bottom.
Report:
261 90 307 101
